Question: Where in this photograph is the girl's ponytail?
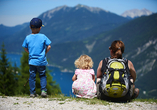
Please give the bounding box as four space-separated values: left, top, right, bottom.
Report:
110 40 125 59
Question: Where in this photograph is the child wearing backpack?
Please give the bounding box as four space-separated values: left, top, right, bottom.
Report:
96 40 139 101
72 55 96 98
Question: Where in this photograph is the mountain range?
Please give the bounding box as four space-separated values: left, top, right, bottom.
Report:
0 4 156 99
1 4 131 53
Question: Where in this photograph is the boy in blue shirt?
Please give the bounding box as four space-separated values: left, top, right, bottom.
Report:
22 18 51 97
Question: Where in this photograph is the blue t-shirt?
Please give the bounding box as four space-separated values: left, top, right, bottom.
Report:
22 33 51 66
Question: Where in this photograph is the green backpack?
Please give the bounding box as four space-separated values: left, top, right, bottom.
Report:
100 57 131 98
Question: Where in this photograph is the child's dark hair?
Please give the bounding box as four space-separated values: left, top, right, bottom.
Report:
30 25 39 29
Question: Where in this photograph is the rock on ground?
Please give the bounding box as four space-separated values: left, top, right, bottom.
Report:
0 96 157 110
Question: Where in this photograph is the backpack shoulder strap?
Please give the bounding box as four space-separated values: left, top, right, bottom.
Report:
101 57 109 74
122 58 130 75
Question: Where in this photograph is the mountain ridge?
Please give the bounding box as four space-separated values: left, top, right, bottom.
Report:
42 4 110 21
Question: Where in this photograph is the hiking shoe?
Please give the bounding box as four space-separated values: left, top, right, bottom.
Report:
41 91 47 97
30 93 39 98
30 94 35 97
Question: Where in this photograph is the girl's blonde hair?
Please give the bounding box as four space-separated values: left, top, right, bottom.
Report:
74 55 93 69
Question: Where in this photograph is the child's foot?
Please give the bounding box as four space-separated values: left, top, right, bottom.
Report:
30 93 39 98
41 90 47 97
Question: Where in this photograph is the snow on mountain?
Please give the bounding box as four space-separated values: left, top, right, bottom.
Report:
121 8 153 19
74 4 109 13
42 4 109 20
43 5 69 19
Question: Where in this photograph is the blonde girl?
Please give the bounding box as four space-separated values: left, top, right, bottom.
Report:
72 55 96 98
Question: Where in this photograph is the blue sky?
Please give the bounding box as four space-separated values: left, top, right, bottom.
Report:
0 0 157 27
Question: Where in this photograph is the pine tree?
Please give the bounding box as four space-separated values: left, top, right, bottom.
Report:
12 63 20 95
18 50 61 95
17 51 30 94
0 43 17 95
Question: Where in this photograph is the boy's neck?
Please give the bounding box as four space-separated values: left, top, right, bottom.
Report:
30 27 41 34
32 32 39 34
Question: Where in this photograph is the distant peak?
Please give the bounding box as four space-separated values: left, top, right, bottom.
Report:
74 4 109 13
42 5 70 19
121 8 153 18
54 5 69 10
75 4 84 7
42 4 109 19
49 5 69 12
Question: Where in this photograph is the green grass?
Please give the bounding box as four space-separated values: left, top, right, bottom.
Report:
133 98 157 104
38 94 157 105
46 94 111 105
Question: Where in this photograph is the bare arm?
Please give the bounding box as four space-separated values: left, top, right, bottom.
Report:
72 74 77 81
97 60 103 78
92 75 95 82
24 48 29 53
128 60 136 83
45 45 51 54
